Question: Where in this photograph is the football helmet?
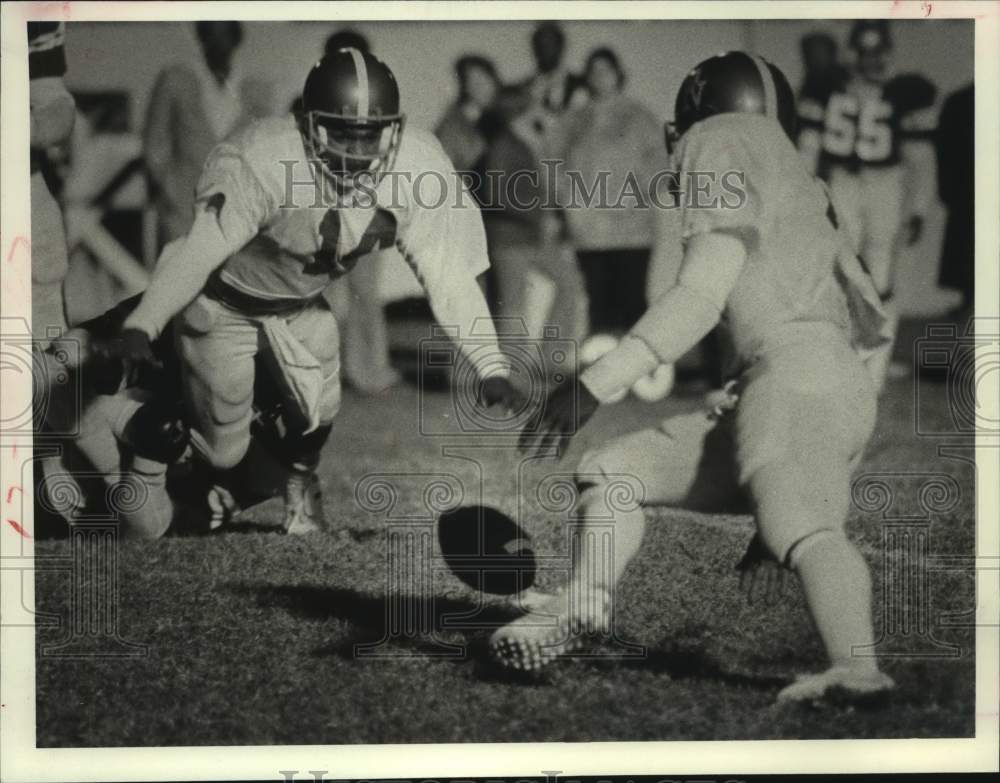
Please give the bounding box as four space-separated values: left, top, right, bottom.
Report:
665 51 796 155
849 20 893 83
300 48 405 192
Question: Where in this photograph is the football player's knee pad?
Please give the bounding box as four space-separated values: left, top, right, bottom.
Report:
120 401 190 465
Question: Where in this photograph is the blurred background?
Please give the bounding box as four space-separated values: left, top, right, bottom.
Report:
50 18 973 330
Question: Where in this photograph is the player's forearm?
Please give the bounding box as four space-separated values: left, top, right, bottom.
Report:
581 231 745 403
123 212 235 338
901 140 936 217
581 286 720 402
427 273 510 381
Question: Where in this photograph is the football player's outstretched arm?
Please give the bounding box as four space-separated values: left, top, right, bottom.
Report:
582 232 747 402
123 205 247 339
399 163 510 382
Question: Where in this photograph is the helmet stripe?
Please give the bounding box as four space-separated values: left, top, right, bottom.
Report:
348 47 369 116
748 53 777 121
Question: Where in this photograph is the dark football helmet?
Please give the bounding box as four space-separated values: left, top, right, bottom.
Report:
300 48 405 192
665 51 796 155
849 20 893 83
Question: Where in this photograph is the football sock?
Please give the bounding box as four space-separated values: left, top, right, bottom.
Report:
791 531 879 672
571 483 646 596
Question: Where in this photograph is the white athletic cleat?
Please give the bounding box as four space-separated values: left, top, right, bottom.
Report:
489 585 612 672
777 665 895 705
282 471 325 534
207 485 239 530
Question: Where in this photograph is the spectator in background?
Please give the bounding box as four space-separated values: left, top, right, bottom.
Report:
515 21 590 345
799 31 847 96
477 86 582 361
795 31 849 176
553 47 664 337
435 55 501 173
520 21 588 139
29 21 76 347
935 83 974 318
144 21 246 247
435 56 502 307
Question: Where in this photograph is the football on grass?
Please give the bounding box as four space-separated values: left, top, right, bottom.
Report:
437 504 536 595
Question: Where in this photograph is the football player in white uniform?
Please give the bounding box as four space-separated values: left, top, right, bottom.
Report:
91 49 520 533
797 20 937 389
495 52 895 704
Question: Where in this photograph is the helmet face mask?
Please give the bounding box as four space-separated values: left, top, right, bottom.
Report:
303 110 404 194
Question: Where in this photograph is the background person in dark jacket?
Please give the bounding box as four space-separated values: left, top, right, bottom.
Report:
934 82 974 317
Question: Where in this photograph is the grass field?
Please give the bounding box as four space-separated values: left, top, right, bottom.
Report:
34 322 978 746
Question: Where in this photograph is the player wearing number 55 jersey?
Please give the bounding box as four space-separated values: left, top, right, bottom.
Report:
797 21 936 390
92 49 520 533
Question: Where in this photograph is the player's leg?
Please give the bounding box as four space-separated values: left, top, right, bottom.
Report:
490 410 742 670
492 243 544 339
859 166 906 391
176 296 259 527
535 241 588 344
267 301 343 534
739 341 892 703
750 456 891 702
576 249 616 336
826 167 864 253
339 249 400 395
610 248 650 332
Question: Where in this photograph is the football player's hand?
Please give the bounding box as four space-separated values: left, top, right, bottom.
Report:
477 375 527 415
518 377 600 458
905 214 925 246
736 533 789 606
89 328 161 386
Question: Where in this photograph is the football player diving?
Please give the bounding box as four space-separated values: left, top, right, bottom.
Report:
89 49 521 534
37 295 190 539
495 52 896 704
39 294 330 538
797 20 937 390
